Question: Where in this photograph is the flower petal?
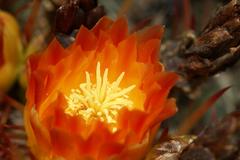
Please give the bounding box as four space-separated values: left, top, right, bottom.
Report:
75 26 97 51
109 17 128 45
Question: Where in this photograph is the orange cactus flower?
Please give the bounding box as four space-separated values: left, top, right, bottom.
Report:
24 17 178 160
0 10 22 92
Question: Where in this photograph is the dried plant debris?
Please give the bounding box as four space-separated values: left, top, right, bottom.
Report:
161 0 240 99
181 0 240 79
146 111 240 160
179 111 240 160
161 31 196 72
146 135 196 160
0 97 29 160
179 146 216 160
0 124 27 160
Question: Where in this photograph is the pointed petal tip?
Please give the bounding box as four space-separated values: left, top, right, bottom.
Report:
75 26 97 50
92 16 114 36
138 25 165 43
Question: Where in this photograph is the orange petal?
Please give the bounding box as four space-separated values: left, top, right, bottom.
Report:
27 53 41 75
137 39 160 63
50 128 77 159
29 108 51 154
75 26 97 51
109 17 128 45
117 34 137 72
92 16 113 36
95 30 112 52
38 38 65 69
159 98 178 121
137 25 164 43
98 143 124 160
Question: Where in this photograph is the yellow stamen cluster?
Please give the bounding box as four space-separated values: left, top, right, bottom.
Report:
65 62 135 131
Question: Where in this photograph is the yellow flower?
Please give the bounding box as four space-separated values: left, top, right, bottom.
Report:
24 17 178 160
0 10 23 92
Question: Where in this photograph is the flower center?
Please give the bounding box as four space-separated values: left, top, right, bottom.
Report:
65 62 135 132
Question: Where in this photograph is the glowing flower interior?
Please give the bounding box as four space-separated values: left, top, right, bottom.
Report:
65 62 135 131
25 16 178 160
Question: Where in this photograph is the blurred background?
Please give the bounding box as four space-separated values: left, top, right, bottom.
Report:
0 0 240 159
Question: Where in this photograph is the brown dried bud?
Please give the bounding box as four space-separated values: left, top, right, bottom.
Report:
55 3 85 34
86 5 105 28
77 0 97 11
55 0 104 35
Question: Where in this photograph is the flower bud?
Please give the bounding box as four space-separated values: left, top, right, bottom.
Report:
0 10 23 92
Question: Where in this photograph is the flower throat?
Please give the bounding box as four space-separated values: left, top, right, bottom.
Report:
64 62 135 132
